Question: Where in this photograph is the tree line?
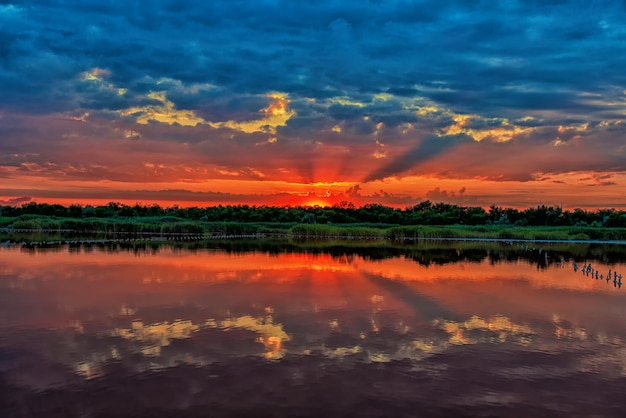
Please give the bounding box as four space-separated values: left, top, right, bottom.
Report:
0 200 626 227
1 201 625 228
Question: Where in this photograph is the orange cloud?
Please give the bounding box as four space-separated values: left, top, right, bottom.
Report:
209 92 295 134
121 91 206 126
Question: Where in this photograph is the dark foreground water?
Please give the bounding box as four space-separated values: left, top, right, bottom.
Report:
1 240 626 417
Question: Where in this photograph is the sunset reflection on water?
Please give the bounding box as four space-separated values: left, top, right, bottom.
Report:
1 242 626 417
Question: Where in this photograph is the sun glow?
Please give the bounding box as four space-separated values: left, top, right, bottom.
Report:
303 198 331 208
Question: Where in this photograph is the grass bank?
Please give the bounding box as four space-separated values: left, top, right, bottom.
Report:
0 215 295 236
385 225 626 241
292 223 626 242
2 215 626 242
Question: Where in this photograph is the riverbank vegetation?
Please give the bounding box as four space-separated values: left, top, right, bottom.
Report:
1 201 626 241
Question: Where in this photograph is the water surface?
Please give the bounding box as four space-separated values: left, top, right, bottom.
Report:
1 240 626 417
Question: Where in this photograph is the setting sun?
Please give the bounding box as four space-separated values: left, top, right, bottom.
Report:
303 198 331 208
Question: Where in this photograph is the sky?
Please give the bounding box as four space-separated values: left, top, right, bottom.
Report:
1 0 626 209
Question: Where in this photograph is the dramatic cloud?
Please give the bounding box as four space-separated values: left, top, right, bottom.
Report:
1 0 626 208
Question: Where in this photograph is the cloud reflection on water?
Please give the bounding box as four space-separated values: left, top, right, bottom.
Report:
1 242 626 416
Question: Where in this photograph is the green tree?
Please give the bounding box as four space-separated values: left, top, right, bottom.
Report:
118 205 137 217
82 205 96 218
465 207 488 225
68 204 83 218
301 213 316 224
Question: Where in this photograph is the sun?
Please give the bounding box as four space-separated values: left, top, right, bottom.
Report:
303 198 331 208
293 189 338 207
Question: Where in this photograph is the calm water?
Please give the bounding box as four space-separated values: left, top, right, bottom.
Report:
1 240 626 417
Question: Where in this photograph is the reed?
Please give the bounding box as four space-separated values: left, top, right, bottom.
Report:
290 223 385 238
3 215 626 242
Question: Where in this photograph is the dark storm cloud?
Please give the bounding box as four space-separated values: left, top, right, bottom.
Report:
2 0 626 119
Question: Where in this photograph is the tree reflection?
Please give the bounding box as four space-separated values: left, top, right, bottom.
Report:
11 237 626 268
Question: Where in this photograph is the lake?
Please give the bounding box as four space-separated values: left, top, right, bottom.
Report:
1 239 626 417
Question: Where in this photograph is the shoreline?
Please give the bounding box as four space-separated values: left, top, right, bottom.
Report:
3 230 626 246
